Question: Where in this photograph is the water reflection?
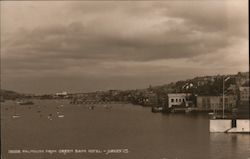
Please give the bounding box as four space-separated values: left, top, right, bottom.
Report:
210 133 250 159
1 100 250 159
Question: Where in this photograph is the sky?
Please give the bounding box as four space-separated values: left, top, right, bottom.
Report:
1 0 249 94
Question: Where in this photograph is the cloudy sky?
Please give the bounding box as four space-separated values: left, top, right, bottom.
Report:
1 0 248 94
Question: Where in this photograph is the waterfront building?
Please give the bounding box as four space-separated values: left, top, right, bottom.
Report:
55 91 69 98
239 86 249 102
237 87 249 119
141 92 158 107
167 93 191 108
196 95 236 111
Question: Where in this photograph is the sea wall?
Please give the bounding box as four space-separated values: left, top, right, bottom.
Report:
235 120 250 132
210 119 250 133
210 119 231 132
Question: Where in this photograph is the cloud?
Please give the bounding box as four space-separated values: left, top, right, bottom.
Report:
1 1 248 93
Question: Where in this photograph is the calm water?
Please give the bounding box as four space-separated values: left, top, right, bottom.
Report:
1 100 250 159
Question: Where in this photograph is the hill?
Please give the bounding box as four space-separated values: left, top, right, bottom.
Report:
0 89 25 100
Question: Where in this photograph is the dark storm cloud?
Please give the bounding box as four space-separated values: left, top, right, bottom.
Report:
3 17 231 65
4 1 247 66
1 1 248 93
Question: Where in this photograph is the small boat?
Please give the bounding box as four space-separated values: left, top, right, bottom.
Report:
12 115 21 119
151 107 163 113
185 108 193 113
208 112 218 119
58 114 64 118
48 114 53 120
208 112 214 115
12 103 21 118
56 111 65 118
88 106 95 110
17 100 34 105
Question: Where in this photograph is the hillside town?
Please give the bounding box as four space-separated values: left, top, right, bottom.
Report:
1 1 249 159
1 71 249 117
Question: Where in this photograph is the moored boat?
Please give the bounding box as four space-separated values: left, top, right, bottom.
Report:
17 100 34 105
151 107 163 113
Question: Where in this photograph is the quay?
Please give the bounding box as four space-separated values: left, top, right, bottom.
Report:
209 102 250 133
210 119 250 133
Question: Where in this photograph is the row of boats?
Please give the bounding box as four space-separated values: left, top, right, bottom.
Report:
11 101 65 120
10 101 112 120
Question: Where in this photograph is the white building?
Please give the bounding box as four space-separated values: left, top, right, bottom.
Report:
55 91 68 96
167 93 190 108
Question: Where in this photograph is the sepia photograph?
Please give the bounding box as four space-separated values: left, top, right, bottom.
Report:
0 0 249 159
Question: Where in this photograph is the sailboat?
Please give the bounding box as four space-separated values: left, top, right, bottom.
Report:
57 105 65 118
12 103 21 119
208 105 217 119
58 114 64 118
48 114 53 120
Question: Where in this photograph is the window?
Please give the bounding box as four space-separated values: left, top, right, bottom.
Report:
179 99 182 102
183 99 185 102
176 99 178 102
171 99 174 103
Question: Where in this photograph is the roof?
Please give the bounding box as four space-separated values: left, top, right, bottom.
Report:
168 93 190 97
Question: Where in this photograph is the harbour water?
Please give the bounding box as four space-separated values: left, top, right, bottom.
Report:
1 100 250 159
